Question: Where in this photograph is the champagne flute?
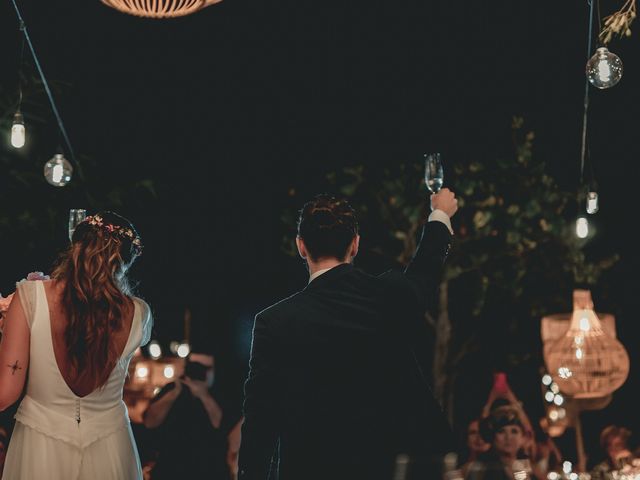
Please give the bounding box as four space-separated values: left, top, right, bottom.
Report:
424 153 444 193
68 209 87 242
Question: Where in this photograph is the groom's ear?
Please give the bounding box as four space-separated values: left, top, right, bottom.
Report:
296 236 307 259
350 235 360 258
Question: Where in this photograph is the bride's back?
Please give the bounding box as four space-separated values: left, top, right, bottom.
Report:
44 280 135 398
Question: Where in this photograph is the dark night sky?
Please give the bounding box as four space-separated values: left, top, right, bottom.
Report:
2 0 640 463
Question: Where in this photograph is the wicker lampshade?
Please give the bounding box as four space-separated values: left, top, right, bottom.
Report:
101 0 222 19
545 290 629 399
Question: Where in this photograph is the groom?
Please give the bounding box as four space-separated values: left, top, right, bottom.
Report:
239 188 458 480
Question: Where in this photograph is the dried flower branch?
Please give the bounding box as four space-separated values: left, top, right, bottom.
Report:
600 0 637 44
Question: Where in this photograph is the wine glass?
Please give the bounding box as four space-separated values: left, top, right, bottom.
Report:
68 209 87 241
424 152 444 193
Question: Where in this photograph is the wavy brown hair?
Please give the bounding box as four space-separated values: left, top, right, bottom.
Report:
51 211 141 390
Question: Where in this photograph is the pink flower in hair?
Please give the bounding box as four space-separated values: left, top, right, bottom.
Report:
26 272 50 281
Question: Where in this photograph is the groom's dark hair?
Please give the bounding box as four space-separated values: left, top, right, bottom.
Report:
297 194 359 261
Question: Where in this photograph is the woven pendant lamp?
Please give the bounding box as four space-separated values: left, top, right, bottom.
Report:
545 290 629 399
101 0 222 19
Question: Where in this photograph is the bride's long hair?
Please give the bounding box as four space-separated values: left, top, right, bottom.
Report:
51 211 141 390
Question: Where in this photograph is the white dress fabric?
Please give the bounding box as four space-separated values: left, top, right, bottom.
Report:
2 280 152 480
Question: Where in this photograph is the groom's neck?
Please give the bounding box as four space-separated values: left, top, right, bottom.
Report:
307 257 348 277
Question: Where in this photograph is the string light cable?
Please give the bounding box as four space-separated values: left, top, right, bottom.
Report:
8 0 82 179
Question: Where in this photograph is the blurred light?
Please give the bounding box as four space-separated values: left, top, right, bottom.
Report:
554 394 564 406
558 408 566 419
177 342 190 358
545 391 555 402
574 335 584 346
550 383 560 394
148 341 162 359
576 217 589 239
586 47 623 89
558 367 573 379
135 364 149 378
576 348 584 360
563 461 573 474
10 112 25 148
549 409 559 421
586 192 599 214
569 473 578 480
548 473 560 480
163 365 175 378
44 153 73 187
169 341 179 354
153 387 161 396
579 316 591 332
514 471 527 480
542 374 552 386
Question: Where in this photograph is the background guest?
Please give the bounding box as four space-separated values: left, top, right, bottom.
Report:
143 352 229 479
590 424 636 480
465 405 535 480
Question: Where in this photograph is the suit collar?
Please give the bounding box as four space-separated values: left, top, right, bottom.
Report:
303 263 353 291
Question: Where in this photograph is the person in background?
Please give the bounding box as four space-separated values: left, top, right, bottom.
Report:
590 424 636 480
459 418 491 477
465 405 536 480
529 426 562 480
481 372 535 457
143 352 228 479
227 417 243 480
0 425 8 478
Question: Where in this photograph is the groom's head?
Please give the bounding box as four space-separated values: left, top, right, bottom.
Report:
296 194 359 262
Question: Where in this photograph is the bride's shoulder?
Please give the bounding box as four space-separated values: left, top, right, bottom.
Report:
132 296 153 345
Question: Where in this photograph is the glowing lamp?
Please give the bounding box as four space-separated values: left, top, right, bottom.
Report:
545 290 629 398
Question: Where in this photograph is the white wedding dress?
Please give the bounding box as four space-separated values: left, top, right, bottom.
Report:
2 280 152 480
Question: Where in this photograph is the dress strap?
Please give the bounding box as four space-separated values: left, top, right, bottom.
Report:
14 280 40 329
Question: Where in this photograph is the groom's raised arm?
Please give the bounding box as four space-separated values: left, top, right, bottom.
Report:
402 218 452 312
239 311 280 480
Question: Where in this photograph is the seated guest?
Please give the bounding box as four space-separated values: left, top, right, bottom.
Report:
0 425 8 478
529 427 562 480
590 425 635 480
465 406 536 480
481 372 535 458
459 418 491 476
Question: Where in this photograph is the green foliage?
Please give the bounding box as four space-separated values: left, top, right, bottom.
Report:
0 75 157 293
281 118 619 370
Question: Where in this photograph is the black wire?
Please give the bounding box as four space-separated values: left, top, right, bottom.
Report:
17 22 25 109
8 0 81 174
579 0 596 187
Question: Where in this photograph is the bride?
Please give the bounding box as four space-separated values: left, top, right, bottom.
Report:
0 211 152 480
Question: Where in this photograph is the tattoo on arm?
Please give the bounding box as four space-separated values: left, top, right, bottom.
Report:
7 361 22 375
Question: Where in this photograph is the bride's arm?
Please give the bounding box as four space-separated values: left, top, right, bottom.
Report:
0 290 29 411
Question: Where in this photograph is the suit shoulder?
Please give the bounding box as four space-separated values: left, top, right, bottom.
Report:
256 291 303 320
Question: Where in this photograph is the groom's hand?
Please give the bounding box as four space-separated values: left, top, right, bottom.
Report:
430 188 458 218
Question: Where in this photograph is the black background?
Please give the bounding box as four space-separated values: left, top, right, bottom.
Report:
1 0 639 466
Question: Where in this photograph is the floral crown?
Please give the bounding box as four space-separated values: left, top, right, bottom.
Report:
83 215 143 255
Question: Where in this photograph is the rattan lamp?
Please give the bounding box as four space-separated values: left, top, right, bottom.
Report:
101 0 222 19
545 290 629 399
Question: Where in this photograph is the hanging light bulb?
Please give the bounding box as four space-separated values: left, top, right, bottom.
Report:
575 217 589 239
586 47 623 89
43 153 73 187
10 112 25 148
586 192 599 214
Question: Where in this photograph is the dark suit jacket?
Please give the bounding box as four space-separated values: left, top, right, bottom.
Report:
239 221 454 480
